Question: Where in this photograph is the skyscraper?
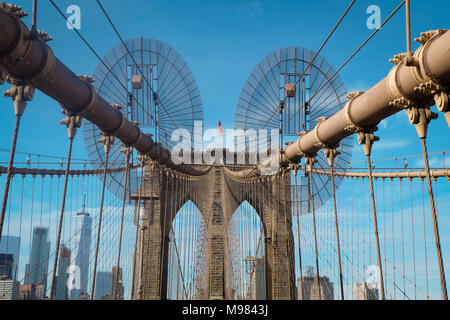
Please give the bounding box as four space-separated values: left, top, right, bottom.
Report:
252 257 266 300
24 227 50 298
94 271 113 300
55 245 71 300
69 211 92 300
353 282 379 300
0 279 20 300
112 266 124 300
0 235 20 280
0 254 14 280
297 266 334 300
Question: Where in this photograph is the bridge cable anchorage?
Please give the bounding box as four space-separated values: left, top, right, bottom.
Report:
0 76 35 241
323 144 345 300
49 104 82 299
113 143 133 300
356 125 386 301
90 127 115 300
405 102 448 300
304 155 322 300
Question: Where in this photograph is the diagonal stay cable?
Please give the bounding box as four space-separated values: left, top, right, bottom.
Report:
48 0 154 123
258 0 357 132
283 0 406 130
95 0 182 134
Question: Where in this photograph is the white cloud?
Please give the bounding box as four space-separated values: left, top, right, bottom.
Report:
372 139 410 151
236 0 265 17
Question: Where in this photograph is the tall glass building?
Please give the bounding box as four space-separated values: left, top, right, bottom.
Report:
0 236 20 281
94 271 113 300
55 245 71 300
24 227 50 296
69 211 92 300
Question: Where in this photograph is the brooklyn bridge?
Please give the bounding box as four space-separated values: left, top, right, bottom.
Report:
0 0 449 301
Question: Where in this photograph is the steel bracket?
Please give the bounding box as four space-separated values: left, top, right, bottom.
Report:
414 80 449 127
98 131 115 154
406 106 438 139
323 144 341 168
60 109 82 139
3 76 35 116
357 127 379 157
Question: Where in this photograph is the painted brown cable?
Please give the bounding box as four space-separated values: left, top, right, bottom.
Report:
49 136 74 299
113 146 131 299
366 154 386 300
293 167 304 300
89 145 110 300
306 158 321 300
421 138 448 300
0 114 22 240
325 150 345 300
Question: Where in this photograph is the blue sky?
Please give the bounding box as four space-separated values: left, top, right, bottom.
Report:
1 0 449 163
1 0 450 300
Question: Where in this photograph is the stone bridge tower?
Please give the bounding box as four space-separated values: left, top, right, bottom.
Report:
137 162 296 300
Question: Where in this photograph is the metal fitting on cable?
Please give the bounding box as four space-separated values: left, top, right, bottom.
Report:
60 109 82 139
305 156 317 170
357 127 379 157
323 145 341 168
137 152 149 165
386 31 445 131
121 144 133 160
413 80 449 128
98 130 114 154
3 76 35 116
406 106 438 139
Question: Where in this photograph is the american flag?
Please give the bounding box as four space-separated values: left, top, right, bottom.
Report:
218 120 223 136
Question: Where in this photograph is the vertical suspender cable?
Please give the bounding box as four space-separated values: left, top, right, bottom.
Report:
113 145 131 299
324 148 345 300
130 159 145 299
307 157 321 300
90 133 113 300
49 137 74 299
420 178 429 298
0 80 35 240
293 166 304 300
421 138 447 300
49 109 81 299
366 154 385 300
0 114 21 240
